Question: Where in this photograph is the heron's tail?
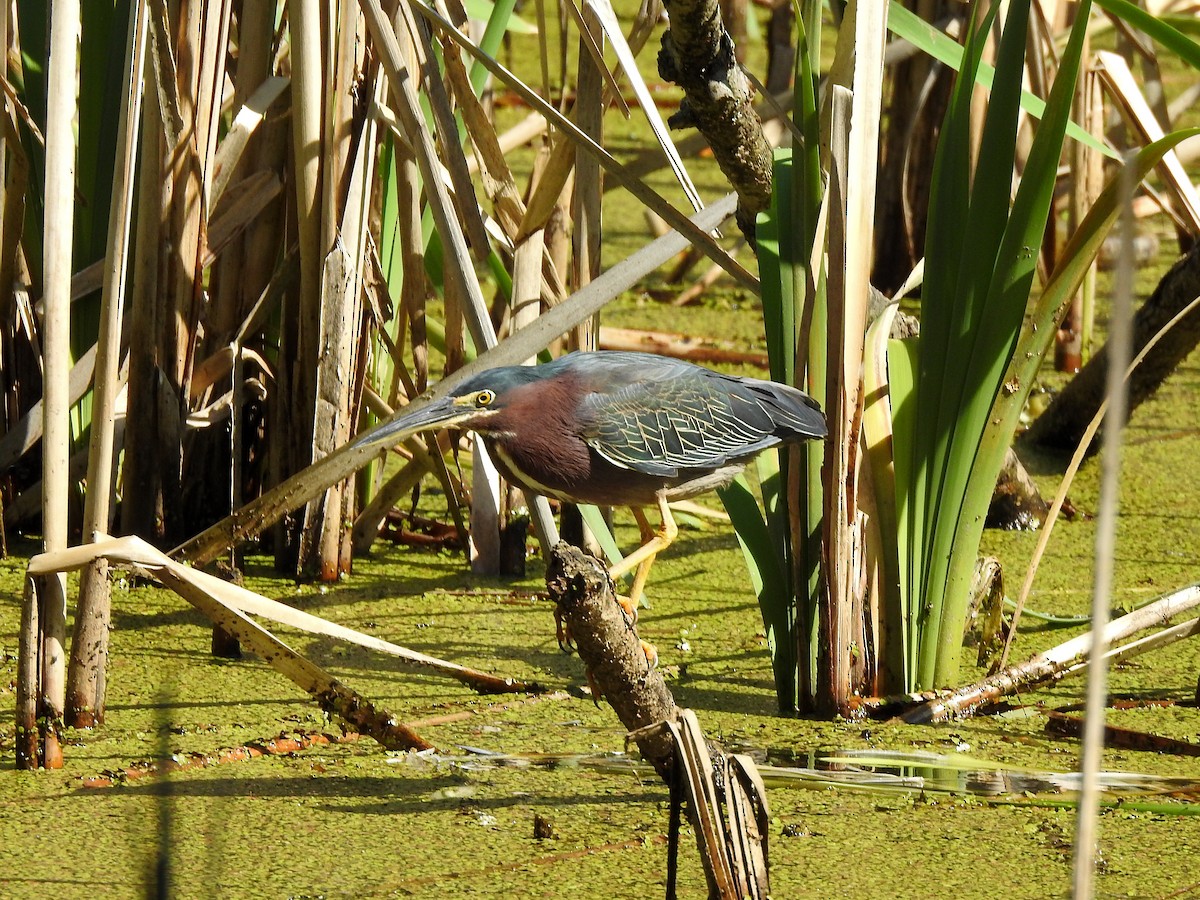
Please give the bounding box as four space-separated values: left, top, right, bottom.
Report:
750 380 828 441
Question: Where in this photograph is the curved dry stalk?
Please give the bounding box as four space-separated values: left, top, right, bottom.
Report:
33 536 538 697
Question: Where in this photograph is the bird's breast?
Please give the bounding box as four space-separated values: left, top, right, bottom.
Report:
481 430 593 504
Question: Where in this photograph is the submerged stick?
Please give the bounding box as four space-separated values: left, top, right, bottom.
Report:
1045 710 1200 757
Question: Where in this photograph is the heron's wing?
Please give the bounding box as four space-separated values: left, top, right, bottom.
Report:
578 373 798 477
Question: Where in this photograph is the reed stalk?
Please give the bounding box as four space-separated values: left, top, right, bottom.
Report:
29 0 81 769
67 0 150 727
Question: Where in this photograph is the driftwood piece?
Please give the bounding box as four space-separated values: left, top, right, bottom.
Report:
905 583 1200 724
1026 243 1200 451
545 543 770 899
986 447 1051 530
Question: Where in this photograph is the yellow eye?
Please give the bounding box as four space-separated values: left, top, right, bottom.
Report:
475 390 496 408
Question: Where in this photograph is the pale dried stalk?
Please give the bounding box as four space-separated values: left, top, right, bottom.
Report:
67 0 151 727
287 0 324 477
29 0 81 769
393 144 428 394
0 2 18 326
304 3 370 579
1096 51 1200 232
203 172 283 266
170 0 231 396
583 0 704 215
408 10 490 262
819 1 888 713
571 2 603 352
0 343 98 469
120 9 171 539
1073 153 1138 900
209 76 289 209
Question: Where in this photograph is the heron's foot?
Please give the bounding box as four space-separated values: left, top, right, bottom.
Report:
615 594 639 629
615 598 655 669
585 668 604 707
641 639 659 671
554 608 575 654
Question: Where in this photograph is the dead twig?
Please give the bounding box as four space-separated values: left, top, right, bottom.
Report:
599 326 770 369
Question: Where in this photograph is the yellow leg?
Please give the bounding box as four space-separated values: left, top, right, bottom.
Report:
606 493 675 674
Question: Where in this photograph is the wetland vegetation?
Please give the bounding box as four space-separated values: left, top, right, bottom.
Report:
1 0 1199 897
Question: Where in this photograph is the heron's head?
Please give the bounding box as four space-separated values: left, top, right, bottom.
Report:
363 365 545 448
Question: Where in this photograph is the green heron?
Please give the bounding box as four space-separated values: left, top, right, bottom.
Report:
373 350 827 657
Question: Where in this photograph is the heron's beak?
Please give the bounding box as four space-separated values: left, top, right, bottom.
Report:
355 395 476 453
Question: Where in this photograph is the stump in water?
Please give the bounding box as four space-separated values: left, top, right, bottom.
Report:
545 542 771 899
544 541 680 778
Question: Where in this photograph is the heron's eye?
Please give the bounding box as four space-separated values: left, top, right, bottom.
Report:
475 389 496 408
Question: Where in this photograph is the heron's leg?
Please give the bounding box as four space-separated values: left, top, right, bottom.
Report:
610 491 676 576
627 499 677 607
607 494 675 667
